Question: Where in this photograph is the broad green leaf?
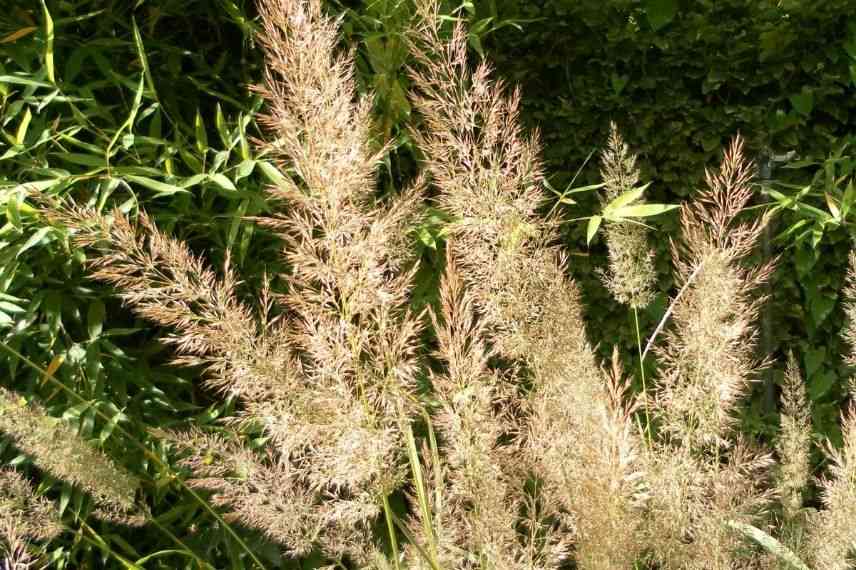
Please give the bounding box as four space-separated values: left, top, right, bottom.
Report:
646 0 678 31
825 192 841 220
41 0 55 83
6 197 21 229
234 159 256 181
842 180 855 219
7 178 64 195
180 174 207 188
586 215 602 245
603 185 647 214
789 90 814 116
56 153 108 168
124 175 188 197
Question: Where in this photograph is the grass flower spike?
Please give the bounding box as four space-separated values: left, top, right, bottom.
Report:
0 388 138 518
599 122 658 309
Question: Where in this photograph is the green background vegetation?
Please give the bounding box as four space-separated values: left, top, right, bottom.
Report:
1 0 854 566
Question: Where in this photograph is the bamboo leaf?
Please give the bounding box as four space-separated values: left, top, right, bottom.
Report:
124 175 188 197
610 203 679 219
586 215 602 245
15 107 32 145
40 0 55 83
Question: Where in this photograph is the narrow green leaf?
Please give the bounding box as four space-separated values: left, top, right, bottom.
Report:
215 103 231 148
15 107 31 145
87 300 105 340
726 521 811 570
17 226 53 257
124 175 188 197
587 215 602 245
257 161 289 187
41 0 55 83
0 75 53 88
603 186 647 214
194 109 208 155
131 17 157 101
208 173 236 192
611 203 679 219
106 74 145 158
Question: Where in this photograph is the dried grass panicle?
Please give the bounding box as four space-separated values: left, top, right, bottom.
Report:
645 439 775 570
416 254 565 569
599 122 657 309
409 4 645 567
644 138 777 568
776 352 812 520
0 469 62 545
804 253 856 570
1 521 38 570
652 137 774 450
0 388 138 519
44 0 424 561
807 405 856 570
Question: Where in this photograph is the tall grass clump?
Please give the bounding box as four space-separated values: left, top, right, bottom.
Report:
13 0 856 568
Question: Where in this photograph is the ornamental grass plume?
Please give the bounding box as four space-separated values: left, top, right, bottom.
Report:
45 0 424 563
599 122 657 309
644 137 776 569
802 251 856 570
0 388 138 520
408 4 646 567
776 352 812 522
0 469 62 563
403 253 565 569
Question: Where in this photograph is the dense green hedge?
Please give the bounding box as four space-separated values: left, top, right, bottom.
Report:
481 0 856 443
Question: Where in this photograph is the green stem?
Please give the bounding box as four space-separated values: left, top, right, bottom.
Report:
382 494 402 570
0 342 266 570
634 307 653 447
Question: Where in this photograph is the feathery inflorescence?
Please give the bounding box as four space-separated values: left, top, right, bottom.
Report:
0 388 138 520
408 4 646 567
405 253 566 569
644 137 776 569
0 469 62 562
45 0 424 562
776 352 812 522
599 122 657 309
803 251 856 570
651 137 773 450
